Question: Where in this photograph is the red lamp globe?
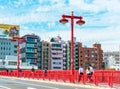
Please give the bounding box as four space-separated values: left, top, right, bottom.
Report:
76 19 85 25
59 18 68 24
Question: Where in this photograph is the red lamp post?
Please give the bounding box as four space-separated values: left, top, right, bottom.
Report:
59 11 85 83
11 36 26 72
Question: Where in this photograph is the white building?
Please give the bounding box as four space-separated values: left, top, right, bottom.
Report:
0 35 17 61
4 55 37 69
49 36 64 70
103 51 119 69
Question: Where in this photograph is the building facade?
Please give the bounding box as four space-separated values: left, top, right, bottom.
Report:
65 38 79 70
62 42 67 70
20 34 41 69
0 36 17 61
50 36 64 70
103 51 119 69
41 40 50 70
78 42 103 70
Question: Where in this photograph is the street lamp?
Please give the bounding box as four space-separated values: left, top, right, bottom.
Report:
11 36 26 72
59 11 85 83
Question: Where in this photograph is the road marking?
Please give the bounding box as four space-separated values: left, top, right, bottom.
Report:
0 86 11 89
27 87 36 89
0 78 59 89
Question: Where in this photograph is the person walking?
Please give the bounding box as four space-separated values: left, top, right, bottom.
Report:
31 66 35 73
86 67 91 82
89 64 94 82
79 65 84 75
78 65 84 82
89 64 94 75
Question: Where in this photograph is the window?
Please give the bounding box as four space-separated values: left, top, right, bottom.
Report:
53 67 61 69
26 43 34 47
14 50 17 53
27 37 35 42
8 62 17 65
52 58 61 60
52 44 61 47
14 45 17 48
26 48 34 52
53 62 61 65
26 53 34 58
92 55 94 57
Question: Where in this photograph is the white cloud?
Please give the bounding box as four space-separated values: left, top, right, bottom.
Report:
0 0 120 52
20 24 120 52
69 0 120 13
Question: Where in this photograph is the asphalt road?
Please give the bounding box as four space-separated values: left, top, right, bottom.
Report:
0 77 90 89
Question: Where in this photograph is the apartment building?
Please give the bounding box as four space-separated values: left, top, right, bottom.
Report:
78 42 103 70
41 40 50 70
50 36 64 70
20 34 41 69
0 35 17 61
103 51 119 69
63 42 67 70
65 38 79 70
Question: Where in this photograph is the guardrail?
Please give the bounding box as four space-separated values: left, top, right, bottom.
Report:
0 70 120 87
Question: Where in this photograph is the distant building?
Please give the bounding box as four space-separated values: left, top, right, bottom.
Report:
78 42 103 70
119 46 120 63
41 40 50 70
4 55 19 69
63 42 67 70
66 41 71 70
4 55 37 70
0 35 17 61
20 34 41 69
65 37 79 70
50 36 64 70
103 51 119 69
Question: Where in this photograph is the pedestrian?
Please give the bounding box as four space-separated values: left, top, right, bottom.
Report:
78 65 84 82
86 67 91 82
31 66 35 73
89 64 94 75
79 65 84 75
43 68 47 76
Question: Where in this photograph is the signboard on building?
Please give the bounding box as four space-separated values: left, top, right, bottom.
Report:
0 24 19 37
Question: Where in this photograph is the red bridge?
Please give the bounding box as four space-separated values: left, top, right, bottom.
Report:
0 70 120 88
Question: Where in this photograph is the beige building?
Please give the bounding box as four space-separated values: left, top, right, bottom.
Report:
41 41 50 70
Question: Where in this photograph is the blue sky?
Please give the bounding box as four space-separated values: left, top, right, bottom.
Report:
0 0 120 51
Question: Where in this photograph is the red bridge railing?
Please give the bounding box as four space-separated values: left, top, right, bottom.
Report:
0 70 120 87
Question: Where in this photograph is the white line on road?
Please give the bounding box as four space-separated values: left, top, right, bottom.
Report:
0 78 59 89
0 86 11 89
27 87 36 89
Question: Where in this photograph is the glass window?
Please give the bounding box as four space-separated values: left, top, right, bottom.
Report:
53 62 61 65
14 45 17 48
52 44 61 47
26 48 34 52
26 43 34 47
53 67 61 69
27 37 35 42
8 62 17 65
26 53 34 58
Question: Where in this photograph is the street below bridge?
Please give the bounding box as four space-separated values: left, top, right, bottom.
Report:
0 77 91 89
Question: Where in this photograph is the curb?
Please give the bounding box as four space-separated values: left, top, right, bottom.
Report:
1 76 117 89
